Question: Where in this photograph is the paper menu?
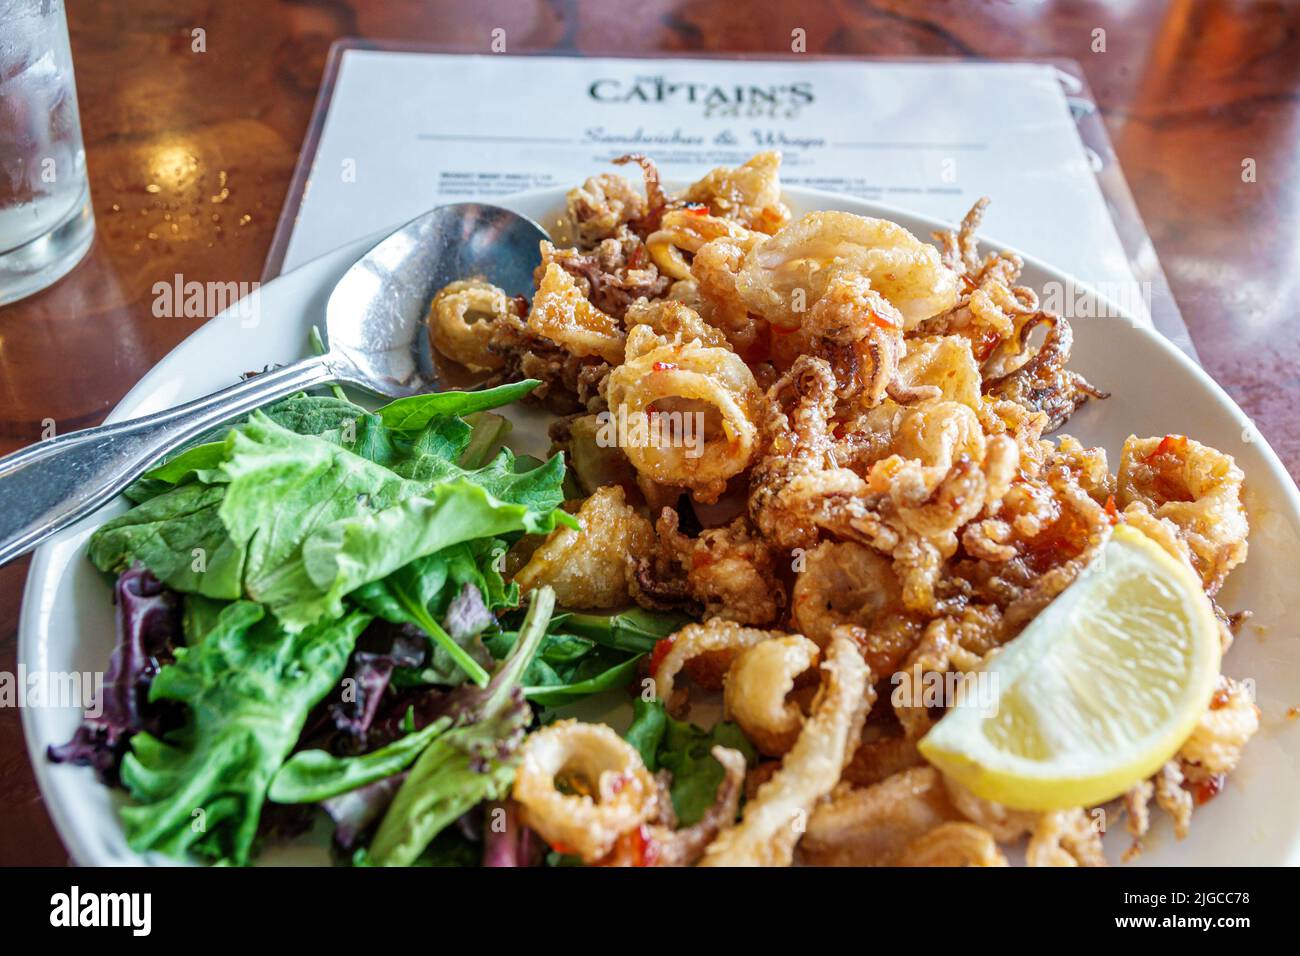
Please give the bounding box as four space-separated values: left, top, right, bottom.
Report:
269 48 1191 353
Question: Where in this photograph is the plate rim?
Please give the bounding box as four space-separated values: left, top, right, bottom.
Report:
20 185 1300 866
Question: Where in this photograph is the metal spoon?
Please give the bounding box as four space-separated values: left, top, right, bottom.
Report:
0 202 548 566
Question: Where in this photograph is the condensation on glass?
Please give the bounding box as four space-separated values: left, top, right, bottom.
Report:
0 0 94 305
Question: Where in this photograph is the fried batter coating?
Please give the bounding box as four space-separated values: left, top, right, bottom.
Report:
513 720 657 862
690 237 769 357
736 211 960 331
893 608 998 741
646 207 763 282
801 766 957 866
1155 760 1194 839
527 262 626 364
1178 675 1259 778
637 510 787 626
606 325 762 503
897 822 1009 867
748 356 874 550
701 630 873 867
983 314 1106 432
792 541 922 676
612 153 672 235
539 232 671 319
794 270 905 407
724 635 820 756
894 335 983 409
513 486 653 609
942 775 1037 841
865 400 1019 543
566 172 648 246
1025 809 1107 867
1117 434 1249 592
485 308 609 414
426 278 513 371
681 150 791 234
842 732 925 788
623 297 731 350
651 619 778 713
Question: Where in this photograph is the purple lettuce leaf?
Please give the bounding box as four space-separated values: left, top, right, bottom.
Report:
47 566 182 784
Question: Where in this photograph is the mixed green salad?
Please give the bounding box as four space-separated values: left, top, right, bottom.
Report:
48 377 738 866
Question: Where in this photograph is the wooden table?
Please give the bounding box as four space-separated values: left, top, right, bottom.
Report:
2 0 1297 865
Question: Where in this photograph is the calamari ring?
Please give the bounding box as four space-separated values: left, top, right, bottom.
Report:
652 620 776 713
724 635 820 756
736 211 960 331
606 329 761 503
646 208 762 281
700 630 873 867
425 279 512 371
681 151 791 233
513 719 657 863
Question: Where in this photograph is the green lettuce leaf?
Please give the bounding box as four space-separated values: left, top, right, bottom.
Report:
624 698 756 826
87 482 245 598
367 588 555 866
119 602 370 865
375 380 539 434
269 715 452 805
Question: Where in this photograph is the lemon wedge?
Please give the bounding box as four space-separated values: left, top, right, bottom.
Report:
919 524 1220 810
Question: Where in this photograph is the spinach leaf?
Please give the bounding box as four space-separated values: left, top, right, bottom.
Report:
375 380 539 434
562 607 694 655
482 606 687 706
118 602 370 865
624 698 757 826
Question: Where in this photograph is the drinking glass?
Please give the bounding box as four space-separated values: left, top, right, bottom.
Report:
0 0 94 306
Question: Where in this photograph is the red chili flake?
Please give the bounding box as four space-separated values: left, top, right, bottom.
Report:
1144 433 1188 464
630 825 658 867
609 773 628 794
550 841 579 856
1104 495 1119 525
1210 687 1232 710
627 245 647 269
691 549 714 570
974 328 1001 362
868 310 899 331
959 273 978 293
649 636 676 674
685 203 709 216
652 361 679 372
1192 773 1225 805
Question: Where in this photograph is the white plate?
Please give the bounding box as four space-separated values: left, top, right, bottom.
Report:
20 187 1300 866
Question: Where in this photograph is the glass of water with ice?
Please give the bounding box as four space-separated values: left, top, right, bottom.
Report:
0 0 94 306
